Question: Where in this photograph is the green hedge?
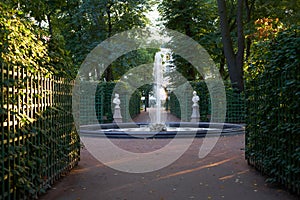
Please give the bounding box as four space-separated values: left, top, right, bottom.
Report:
245 26 300 194
1 6 80 199
169 81 245 123
0 71 80 199
95 82 141 123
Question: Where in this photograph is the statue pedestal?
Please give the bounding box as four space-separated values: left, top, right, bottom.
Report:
190 104 200 122
113 107 123 123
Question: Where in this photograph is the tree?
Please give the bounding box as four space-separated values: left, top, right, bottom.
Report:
159 0 300 92
61 0 153 81
0 2 48 73
2 0 76 77
4 0 154 80
112 49 157 80
253 0 300 26
158 0 220 81
217 0 300 92
217 0 244 92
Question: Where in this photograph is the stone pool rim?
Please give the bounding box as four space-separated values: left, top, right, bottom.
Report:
79 122 245 139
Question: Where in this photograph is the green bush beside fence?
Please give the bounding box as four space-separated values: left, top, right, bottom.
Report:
79 81 141 125
169 81 245 123
245 27 300 194
95 82 141 123
0 68 80 199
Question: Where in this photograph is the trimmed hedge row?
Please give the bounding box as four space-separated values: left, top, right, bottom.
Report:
245 26 300 194
0 70 79 199
95 82 141 123
169 81 245 123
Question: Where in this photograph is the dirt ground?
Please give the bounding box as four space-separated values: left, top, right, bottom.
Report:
40 133 298 200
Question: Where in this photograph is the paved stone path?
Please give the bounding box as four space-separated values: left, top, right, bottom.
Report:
40 112 298 200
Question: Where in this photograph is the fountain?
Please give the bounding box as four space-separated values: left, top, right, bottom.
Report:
73 27 247 174
78 50 245 139
149 52 167 132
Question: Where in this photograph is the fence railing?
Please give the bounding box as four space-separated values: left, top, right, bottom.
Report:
246 72 300 195
0 66 80 199
79 81 141 125
169 81 245 123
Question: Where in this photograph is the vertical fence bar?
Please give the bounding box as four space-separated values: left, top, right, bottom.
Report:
16 66 21 199
246 70 300 194
0 64 7 200
0 65 4 199
11 65 16 200
1 67 80 198
6 63 11 200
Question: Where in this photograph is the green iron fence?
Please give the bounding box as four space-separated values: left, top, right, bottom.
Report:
169 83 193 122
169 81 245 123
0 66 80 199
245 26 300 195
245 71 300 194
79 81 141 125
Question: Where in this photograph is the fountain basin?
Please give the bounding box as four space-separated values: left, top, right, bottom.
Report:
79 122 245 139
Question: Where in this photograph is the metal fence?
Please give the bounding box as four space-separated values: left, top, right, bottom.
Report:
169 81 245 123
245 71 300 194
79 81 141 125
0 66 80 199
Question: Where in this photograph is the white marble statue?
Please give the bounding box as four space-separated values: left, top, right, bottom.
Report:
113 93 122 123
113 93 121 108
191 91 200 122
192 91 199 106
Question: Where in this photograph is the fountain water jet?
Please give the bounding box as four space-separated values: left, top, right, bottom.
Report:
79 51 245 138
149 51 167 131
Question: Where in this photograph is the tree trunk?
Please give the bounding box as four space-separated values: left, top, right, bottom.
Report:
219 51 226 78
217 0 244 92
185 23 197 80
105 3 113 81
145 91 149 112
235 0 245 90
245 0 254 61
46 14 53 37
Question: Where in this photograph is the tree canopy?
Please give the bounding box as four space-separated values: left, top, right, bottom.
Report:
1 0 299 87
1 0 155 80
159 0 300 92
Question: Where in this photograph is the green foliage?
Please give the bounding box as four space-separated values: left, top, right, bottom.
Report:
169 81 245 123
46 17 75 78
61 0 153 71
16 0 67 22
158 0 217 38
245 24 298 79
111 48 157 81
0 3 49 73
169 92 181 119
158 0 220 81
95 81 141 123
0 2 75 78
246 26 300 193
1 68 80 199
1 3 79 198
8 107 77 198
253 0 300 26
159 0 300 88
